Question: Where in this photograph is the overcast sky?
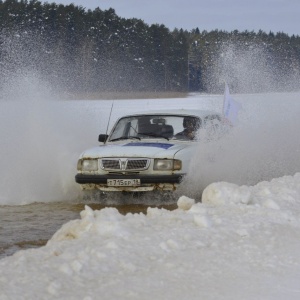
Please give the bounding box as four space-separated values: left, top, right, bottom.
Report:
52 0 300 36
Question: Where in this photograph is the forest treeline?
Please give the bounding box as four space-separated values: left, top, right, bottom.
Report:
1 0 300 95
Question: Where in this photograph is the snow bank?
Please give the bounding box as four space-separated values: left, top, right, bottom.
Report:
1 173 300 299
203 173 300 210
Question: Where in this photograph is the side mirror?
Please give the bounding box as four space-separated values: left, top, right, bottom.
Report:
98 134 108 143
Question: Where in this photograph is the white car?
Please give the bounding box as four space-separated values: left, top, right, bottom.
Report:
75 109 228 193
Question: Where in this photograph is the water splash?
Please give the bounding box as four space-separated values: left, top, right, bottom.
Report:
179 92 300 200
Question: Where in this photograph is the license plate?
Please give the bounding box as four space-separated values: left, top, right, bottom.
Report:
107 179 141 187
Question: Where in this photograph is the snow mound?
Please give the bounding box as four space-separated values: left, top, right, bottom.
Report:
177 195 195 210
202 182 251 205
48 205 129 243
202 173 300 210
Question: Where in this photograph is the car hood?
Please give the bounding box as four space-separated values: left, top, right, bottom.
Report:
80 141 191 159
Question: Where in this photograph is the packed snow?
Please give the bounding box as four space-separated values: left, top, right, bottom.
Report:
1 173 300 299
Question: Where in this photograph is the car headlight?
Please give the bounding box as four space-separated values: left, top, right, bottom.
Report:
153 159 181 171
77 159 98 171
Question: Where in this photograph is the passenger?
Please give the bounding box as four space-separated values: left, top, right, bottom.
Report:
175 117 201 140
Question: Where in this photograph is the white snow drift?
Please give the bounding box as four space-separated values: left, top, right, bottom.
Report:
1 173 300 299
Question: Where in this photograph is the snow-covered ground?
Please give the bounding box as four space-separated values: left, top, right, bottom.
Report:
1 92 300 299
1 173 300 299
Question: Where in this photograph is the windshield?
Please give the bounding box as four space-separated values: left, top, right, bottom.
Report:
109 114 204 141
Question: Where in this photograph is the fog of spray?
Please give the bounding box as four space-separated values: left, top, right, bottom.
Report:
180 39 300 201
0 58 117 205
179 91 300 200
1 33 299 205
205 41 300 93
179 42 300 199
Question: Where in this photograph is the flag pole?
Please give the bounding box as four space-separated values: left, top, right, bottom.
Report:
222 81 227 115
222 82 241 126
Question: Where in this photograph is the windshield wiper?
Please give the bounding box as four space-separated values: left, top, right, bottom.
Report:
128 136 141 140
110 136 141 142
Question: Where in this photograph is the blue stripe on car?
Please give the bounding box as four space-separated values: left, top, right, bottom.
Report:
123 143 173 149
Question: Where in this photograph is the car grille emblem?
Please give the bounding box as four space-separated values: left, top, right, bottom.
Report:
121 160 126 170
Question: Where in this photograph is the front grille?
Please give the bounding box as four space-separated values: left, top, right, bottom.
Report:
102 159 120 169
101 158 149 171
126 159 148 169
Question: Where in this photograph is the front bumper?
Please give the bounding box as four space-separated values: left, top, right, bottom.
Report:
75 173 184 192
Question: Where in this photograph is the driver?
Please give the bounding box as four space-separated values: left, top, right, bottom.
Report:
138 117 152 134
175 117 201 140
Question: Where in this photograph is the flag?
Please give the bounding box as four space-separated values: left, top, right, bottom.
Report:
222 83 242 126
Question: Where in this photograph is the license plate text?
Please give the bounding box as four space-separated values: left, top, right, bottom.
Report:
107 179 141 186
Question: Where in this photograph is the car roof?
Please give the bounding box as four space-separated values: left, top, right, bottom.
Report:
121 109 222 119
